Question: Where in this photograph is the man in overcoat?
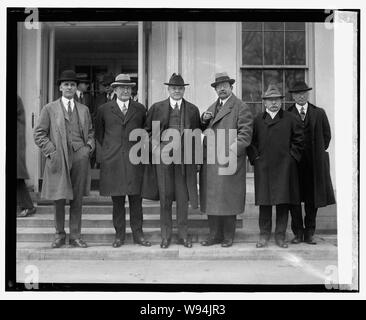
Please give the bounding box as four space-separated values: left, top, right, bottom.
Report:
200 72 253 248
95 74 151 248
17 95 36 217
287 81 336 245
142 73 201 249
247 84 304 248
94 73 116 168
34 70 95 248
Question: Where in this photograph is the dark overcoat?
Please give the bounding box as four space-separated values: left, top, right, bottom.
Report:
34 99 95 200
287 103 336 208
247 109 304 206
17 96 29 179
199 94 253 215
95 99 146 196
141 98 201 209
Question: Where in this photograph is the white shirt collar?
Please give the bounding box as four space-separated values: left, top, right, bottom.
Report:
220 94 232 106
266 109 279 119
76 90 83 98
170 98 182 109
116 98 129 111
61 96 75 111
296 102 308 114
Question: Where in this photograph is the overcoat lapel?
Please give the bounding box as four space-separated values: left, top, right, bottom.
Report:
307 103 316 133
111 100 125 121
123 99 136 124
160 98 171 131
211 96 234 127
56 99 70 169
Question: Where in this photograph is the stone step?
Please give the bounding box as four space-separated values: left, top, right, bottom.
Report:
16 214 242 228
16 235 337 261
16 226 337 243
16 213 337 230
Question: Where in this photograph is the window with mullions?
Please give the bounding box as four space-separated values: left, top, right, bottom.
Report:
241 22 307 116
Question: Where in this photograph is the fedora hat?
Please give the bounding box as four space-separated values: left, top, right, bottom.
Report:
262 84 284 99
101 74 115 86
111 74 136 87
164 73 189 86
211 72 235 88
288 81 312 93
76 73 90 83
57 70 78 85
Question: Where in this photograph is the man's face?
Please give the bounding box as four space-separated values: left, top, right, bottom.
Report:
292 91 309 106
115 85 132 102
77 82 89 93
264 98 282 112
104 84 114 94
215 82 232 100
59 81 77 99
168 85 185 100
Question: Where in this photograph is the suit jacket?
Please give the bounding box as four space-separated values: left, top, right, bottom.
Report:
141 98 201 208
199 94 253 215
287 103 335 207
34 98 95 200
95 99 146 196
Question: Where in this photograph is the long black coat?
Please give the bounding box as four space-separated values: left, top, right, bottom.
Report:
95 99 146 196
287 103 335 208
141 98 201 209
247 109 304 205
17 96 29 179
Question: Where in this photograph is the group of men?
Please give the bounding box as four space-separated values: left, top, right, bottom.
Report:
33 69 335 249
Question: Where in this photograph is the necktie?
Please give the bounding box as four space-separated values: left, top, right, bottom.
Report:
300 106 306 121
67 100 72 118
174 102 179 111
217 101 223 113
122 103 127 115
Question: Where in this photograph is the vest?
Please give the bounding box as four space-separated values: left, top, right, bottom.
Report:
62 104 84 152
168 106 182 132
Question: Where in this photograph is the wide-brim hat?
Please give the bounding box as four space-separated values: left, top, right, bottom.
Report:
211 72 235 88
262 84 284 99
288 81 312 93
57 70 79 85
164 73 189 86
101 74 115 86
111 74 136 87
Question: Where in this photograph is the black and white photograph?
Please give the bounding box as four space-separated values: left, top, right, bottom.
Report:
2 0 364 301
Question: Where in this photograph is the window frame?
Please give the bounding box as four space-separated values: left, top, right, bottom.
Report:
237 22 314 109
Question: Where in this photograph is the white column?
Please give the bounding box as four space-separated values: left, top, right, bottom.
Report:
181 22 196 104
166 22 179 79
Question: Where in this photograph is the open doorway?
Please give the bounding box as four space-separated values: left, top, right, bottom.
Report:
46 22 139 190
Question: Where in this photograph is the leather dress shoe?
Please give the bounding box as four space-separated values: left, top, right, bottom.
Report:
17 207 36 218
69 238 88 248
304 236 317 245
201 238 222 246
178 238 193 248
221 240 233 248
112 239 124 248
133 237 151 247
51 238 65 249
275 239 288 248
160 239 170 249
291 235 303 244
256 239 268 248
